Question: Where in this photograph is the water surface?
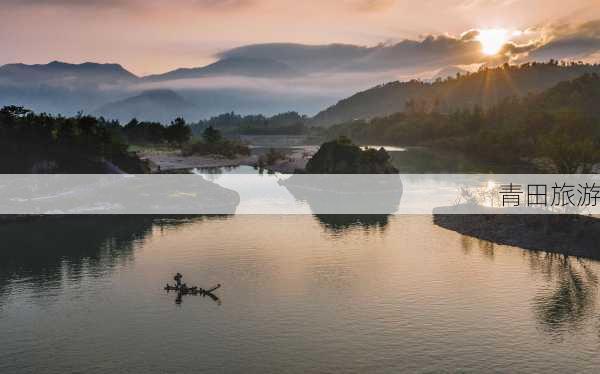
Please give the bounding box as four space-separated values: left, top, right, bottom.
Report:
1 215 599 373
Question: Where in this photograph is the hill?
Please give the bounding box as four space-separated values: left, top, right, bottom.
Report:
312 61 600 126
143 57 298 81
0 61 138 86
95 89 196 123
325 73 600 172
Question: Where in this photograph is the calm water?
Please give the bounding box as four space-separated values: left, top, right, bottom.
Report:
1 215 600 373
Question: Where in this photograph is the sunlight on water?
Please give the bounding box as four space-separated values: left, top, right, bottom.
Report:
1 215 599 373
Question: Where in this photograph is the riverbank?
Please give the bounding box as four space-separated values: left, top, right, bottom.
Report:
258 146 318 173
137 149 257 173
434 214 600 260
138 146 317 173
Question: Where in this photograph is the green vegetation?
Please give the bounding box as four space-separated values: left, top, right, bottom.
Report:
0 105 255 172
306 137 398 174
257 148 286 168
313 61 600 127
123 117 191 145
202 126 222 143
5 63 600 174
325 73 600 173
182 126 250 159
191 111 308 136
0 106 147 173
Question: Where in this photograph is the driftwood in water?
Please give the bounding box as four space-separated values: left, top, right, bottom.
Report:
164 283 221 300
205 284 221 293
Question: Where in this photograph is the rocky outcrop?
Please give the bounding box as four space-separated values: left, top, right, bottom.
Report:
305 138 398 174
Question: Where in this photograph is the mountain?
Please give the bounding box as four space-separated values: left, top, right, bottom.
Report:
218 43 372 73
311 62 600 126
0 58 324 118
324 73 600 173
144 57 299 81
0 61 138 86
0 61 139 116
5 58 600 125
431 66 470 81
95 89 196 123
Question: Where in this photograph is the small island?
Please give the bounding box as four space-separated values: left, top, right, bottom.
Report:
305 137 398 174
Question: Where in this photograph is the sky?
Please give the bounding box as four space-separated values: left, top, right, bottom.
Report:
1 0 600 75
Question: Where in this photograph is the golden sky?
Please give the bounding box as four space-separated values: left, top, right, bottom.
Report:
1 0 599 75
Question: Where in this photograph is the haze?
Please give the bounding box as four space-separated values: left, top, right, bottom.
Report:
2 0 600 75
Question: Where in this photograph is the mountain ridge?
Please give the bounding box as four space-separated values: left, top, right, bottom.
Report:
0 61 139 85
95 89 196 123
143 57 300 81
311 62 600 126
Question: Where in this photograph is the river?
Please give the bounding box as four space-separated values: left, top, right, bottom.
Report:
1 213 600 373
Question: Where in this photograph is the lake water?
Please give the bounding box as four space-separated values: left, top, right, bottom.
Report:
1 214 600 373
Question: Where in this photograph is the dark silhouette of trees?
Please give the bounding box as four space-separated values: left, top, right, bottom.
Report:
123 118 165 144
0 106 146 173
325 73 600 172
202 126 222 144
306 137 398 174
312 61 600 126
164 117 191 146
190 111 308 136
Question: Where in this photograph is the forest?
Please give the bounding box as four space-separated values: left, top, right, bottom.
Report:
325 73 600 172
0 107 193 173
313 61 600 127
3 64 600 174
190 111 308 136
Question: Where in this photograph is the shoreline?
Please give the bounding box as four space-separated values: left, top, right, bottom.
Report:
434 214 600 260
138 150 258 173
138 146 317 174
258 146 317 173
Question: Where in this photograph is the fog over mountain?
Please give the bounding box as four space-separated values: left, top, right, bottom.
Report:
94 90 195 124
1 20 599 123
0 61 138 86
143 57 300 82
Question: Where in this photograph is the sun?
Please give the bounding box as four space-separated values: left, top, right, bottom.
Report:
477 29 508 55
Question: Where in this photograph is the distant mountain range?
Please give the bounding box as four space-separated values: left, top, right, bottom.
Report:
94 89 196 124
1 50 599 126
0 56 336 121
0 61 138 86
143 57 299 82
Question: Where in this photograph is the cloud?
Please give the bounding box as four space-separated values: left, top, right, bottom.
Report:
3 0 127 7
5 0 254 10
352 0 396 12
528 20 600 61
461 30 480 41
214 20 600 77
218 33 518 74
459 0 520 9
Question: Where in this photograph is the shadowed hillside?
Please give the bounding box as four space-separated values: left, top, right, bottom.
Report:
95 89 196 124
312 61 600 126
324 73 600 172
0 61 138 86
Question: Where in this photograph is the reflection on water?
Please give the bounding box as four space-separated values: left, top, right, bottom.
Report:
313 214 390 233
2 215 600 373
460 235 497 260
529 253 599 334
461 236 600 336
0 215 223 300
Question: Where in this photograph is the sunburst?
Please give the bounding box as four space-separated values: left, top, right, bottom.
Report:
477 29 508 55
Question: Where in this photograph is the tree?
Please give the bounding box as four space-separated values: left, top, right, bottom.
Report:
0 105 31 119
165 117 191 145
202 126 222 144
